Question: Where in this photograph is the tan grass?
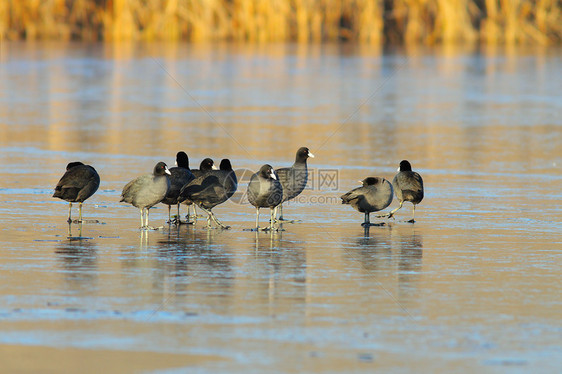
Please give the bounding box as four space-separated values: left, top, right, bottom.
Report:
0 0 560 44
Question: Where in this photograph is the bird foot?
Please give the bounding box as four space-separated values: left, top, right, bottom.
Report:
406 219 416 224
244 227 283 232
206 224 230 230
277 218 301 223
361 222 385 227
265 227 284 232
178 219 194 225
184 215 197 224
377 213 395 220
169 216 194 225
71 219 99 224
67 236 91 241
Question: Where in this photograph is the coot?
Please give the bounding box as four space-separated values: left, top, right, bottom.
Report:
387 160 424 223
53 162 100 223
178 159 237 229
161 151 194 224
247 164 283 231
182 158 217 222
120 162 171 229
341 177 393 226
275 147 314 221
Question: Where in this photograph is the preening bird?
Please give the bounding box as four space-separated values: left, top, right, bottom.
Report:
247 164 283 231
341 177 393 226
53 162 100 223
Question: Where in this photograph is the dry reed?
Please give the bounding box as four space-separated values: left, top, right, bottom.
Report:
0 0 560 44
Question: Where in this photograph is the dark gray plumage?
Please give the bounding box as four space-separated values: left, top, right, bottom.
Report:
181 158 217 221
120 162 171 229
53 162 100 223
178 159 237 229
388 160 424 223
341 177 393 226
275 147 314 221
191 158 216 178
161 151 194 224
247 164 283 231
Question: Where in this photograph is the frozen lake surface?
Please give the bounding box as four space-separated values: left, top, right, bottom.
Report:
0 42 561 373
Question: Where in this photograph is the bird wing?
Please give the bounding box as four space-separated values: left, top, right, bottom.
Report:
412 172 424 189
340 186 363 204
165 168 194 200
120 175 148 203
56 166 96 190
180 175 221 201
394 171 424 202
76 178 100 201
275 167 290 185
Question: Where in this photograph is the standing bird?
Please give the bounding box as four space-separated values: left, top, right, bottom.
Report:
275 147 314 222
182 158 217 222
386 160 424 223
178 159 237 229
247 164 283 231
53 162 100 223
120 162 171 230
161 151 194 224
341 177 393 226
191 158 217 178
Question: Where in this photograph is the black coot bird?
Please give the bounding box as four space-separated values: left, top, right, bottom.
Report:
386 160 424 223
178 159 237 229
275 147 314 221
191 158 217 178
247 164 283 231
120 162 171 230
53 162 100 223
341 177 393 226
181 158 217 222
161 151 194 224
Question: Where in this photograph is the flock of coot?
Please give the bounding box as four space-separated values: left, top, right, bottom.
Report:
52 147 424 231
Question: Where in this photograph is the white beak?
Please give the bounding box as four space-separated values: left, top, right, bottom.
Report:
165 167 172 175
175 160 178 167
270 171 277 180
212 164 219 170
358 180 363 184
397 167 400 172
308 151 315 158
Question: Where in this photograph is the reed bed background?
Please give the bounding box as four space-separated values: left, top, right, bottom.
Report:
0 0 560 44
